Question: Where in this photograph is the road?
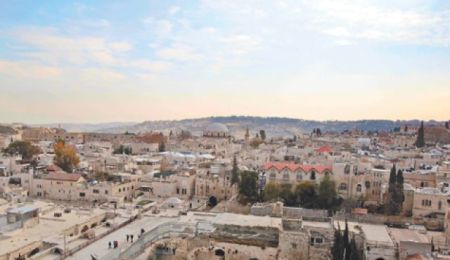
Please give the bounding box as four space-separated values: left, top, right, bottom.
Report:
67 215 172 260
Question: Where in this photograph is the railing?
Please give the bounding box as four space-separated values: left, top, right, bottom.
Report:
100 221 196 260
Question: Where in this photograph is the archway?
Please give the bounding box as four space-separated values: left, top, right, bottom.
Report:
53 248 63 255
28 248 40 257
81 225 89 233
215 249 225 257
208 196 217 207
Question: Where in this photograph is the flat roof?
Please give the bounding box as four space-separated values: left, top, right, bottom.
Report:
0 207 106 255
7 205 38 214
389 228 429 244
334 221 393 245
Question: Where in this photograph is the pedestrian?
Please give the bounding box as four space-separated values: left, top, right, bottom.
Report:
126 234 129 242
141 228 145 235
130 234 134 243
108 241 111 249
114 240 118 248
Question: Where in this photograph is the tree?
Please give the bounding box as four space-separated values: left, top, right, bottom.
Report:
53 141 80 173
239 171 259 202
332 224 343 260
415 121 425 148
343 220 350 260
263 181 281 201
113 145 132 155
249 138 263 149
159 140 166 152
231 155 240 185
385 165 403 215
279 183 297 206
317 175 339 211
293 181 317 208
94 171 110 181
349 235 360 260
259 130 266 141
3 141 41 162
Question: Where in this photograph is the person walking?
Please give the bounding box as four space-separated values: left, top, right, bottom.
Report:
108 241 111 249
126 234 129 242
130 234 134 243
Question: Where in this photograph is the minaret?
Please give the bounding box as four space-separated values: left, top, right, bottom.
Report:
245 127 250 142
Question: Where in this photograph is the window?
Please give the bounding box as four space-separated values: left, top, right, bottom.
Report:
365 181 371 189
344 165 351 174
356 184 362 192
105 190 108 194
339 183 348 191
270 172 276 180
176 188 180 194
291 243 297 249
283 172 290 181
79 192 86 197
296 173 302 181
93 189 99 194
439 201 442 210
422 199 432 207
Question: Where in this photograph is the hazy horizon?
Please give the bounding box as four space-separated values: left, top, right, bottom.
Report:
2 115 448 126
1 1 449 123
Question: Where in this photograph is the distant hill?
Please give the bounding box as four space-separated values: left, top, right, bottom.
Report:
0 125 17 135
98 116 446 137
32 122 137 133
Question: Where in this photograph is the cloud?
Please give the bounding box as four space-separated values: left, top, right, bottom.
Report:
0 60 62 79
156 44 202 61
168 6 181 15
220 34 261 54
127 60 172 72
305 0 450 45
109 41 133 52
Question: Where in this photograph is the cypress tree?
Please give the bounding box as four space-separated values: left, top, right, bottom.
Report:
396 169 405 210
415 121 425 148
343 220 352 260
386 165 401 215
231 155 240 185
349 235 360 260
332 224 343 260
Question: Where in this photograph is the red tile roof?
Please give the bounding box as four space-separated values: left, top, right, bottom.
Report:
264 162 332 173
43 172 83 182
316 146 333 153
47 164 63 172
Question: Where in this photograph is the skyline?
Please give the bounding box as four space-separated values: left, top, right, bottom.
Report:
1 0 450 123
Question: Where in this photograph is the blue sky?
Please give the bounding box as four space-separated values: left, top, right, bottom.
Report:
0 0 449 123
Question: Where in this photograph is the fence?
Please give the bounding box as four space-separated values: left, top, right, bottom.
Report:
100 221 196 260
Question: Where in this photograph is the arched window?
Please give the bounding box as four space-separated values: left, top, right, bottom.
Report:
339 183 348 191
270 172 276 180
344 165 351 174
296 173 302 181
356 184 362 192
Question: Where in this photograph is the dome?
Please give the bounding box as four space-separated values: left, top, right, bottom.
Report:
205 123 229 133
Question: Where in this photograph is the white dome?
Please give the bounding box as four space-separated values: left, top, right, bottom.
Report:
205 123 229 133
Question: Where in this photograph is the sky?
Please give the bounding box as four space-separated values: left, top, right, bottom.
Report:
0 0 449 124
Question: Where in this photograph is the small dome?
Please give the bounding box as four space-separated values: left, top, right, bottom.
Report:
205 123 229 133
